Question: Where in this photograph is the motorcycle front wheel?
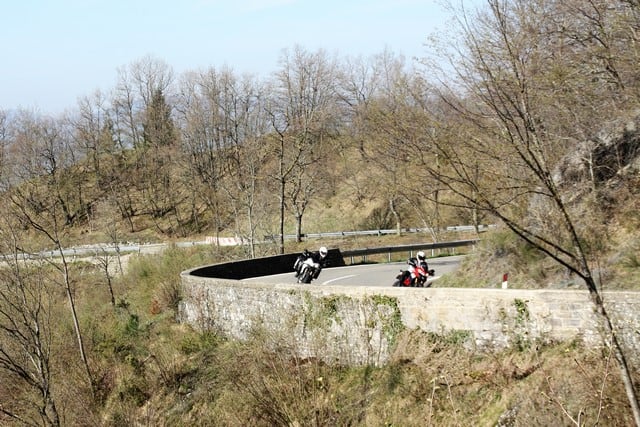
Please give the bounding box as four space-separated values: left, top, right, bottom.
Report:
299 268 313 284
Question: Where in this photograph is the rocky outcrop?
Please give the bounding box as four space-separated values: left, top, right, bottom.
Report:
553 115 640 189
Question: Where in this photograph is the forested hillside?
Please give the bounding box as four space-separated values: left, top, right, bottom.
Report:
0 1 638 259
1 0 640 424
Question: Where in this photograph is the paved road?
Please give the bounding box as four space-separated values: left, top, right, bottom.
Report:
243 255 464 287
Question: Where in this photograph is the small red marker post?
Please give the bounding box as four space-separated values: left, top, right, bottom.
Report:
502 273 508 289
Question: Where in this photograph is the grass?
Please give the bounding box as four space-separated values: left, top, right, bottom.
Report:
93 317 631 426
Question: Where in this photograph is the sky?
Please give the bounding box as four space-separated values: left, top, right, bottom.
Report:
1 0 475 114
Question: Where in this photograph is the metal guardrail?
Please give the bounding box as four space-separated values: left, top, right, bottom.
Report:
268 225 495 241
24 226 488 260
340 239 478 264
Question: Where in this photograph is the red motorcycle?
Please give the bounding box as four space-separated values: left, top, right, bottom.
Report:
392 258 435 287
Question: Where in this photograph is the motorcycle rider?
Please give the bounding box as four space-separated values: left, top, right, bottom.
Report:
408 251 429 285
310 246 329 278
294 246 329 278
416 251 429 271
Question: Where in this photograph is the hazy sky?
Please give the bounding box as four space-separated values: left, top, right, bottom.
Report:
2 0 476 114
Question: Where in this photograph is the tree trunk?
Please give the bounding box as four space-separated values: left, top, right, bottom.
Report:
60 251 95 397
295 214 303 243
389 198 401 235
587 277 640 425
279 176 285 254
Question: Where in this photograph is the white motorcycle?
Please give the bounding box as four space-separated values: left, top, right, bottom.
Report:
293 249 325 284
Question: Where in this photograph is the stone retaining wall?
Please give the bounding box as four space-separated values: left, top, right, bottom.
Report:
179 270 640 367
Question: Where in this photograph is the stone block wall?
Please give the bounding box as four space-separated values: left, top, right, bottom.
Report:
179 270 640 367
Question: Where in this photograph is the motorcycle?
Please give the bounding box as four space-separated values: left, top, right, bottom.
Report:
392 260 435 287
293 250 323 284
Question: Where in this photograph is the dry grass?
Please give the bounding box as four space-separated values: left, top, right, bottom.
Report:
111 327 635 426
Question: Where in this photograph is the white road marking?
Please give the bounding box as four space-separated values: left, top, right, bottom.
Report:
322 274 357 285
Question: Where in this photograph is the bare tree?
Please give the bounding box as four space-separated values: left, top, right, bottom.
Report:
219 75 271 257
8 186 95 396
179 66 272 256
90 199 126 307
110 57 183 235
0 224 60 426
0 110 8 180
7 111 93 227
350 51 444 237
175 67 241 240
70 91 117 179
139 87 184 233
0 118 61 425
424 0 640 421
2 111 96 397
113 55 174 150
287 157 327 242
266 46 340 250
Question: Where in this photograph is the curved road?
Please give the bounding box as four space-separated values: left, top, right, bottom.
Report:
244 255 464 287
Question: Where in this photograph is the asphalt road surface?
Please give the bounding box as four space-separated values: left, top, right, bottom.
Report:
243 255 464 287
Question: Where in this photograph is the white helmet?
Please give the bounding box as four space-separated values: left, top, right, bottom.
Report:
417 251 425 260
319 246 328 257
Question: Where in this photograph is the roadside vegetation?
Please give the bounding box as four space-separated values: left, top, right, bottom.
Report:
1 0 640 424
1 243 636 425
